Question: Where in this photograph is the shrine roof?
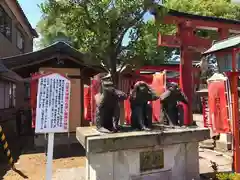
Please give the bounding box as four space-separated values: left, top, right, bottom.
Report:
167 9 240 25
203 35 240 55
0 41 104 72
151 6 240 26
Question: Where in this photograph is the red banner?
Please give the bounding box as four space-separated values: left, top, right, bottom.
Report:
208 81 230 133
124 98 131 124
84 86 91 121
90 79 101 124
202 97 211 128
151 72 166 122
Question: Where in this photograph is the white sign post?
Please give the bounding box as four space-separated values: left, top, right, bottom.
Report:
35 73 71 180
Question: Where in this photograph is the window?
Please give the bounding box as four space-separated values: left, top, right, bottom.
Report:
16 29 24 50
0 81 16 109
0 6 12 41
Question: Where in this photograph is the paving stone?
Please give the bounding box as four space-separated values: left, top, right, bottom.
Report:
199 148 232 174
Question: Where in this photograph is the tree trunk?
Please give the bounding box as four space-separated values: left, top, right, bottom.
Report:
109 54 118 88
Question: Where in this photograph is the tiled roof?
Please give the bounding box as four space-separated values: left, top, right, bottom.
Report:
168 9 240 25
151 6 240 25
1 41 104 73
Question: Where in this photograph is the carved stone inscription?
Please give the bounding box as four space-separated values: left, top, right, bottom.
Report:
140 149 164 172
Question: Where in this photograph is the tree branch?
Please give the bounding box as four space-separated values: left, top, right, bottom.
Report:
115 10 146 55
78 2 97 33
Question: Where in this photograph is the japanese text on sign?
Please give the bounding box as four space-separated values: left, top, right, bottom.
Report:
35 73 71 133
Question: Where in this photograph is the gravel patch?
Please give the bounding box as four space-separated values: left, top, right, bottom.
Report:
52 167 85 180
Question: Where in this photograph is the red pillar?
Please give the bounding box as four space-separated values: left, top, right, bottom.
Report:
230 49 240 173
178 23 194 125
180 47 193 125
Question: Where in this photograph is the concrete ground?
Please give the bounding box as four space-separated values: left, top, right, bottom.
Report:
199 148 232 173
1 114 233 180
194 114 233 179
50 114 233 180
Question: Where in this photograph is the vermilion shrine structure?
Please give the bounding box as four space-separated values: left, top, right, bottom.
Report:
202 35 240 173
151 8 240 125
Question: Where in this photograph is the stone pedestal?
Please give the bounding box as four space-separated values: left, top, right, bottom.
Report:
76 126 210 180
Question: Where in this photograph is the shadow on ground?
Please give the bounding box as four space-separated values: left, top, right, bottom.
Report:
0 134 86 179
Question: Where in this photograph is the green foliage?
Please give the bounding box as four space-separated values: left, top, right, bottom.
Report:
124 0 240 66
37 0 162 67
216 173 240 180
127 20 176 66
36 0 240 70
164 0 240 39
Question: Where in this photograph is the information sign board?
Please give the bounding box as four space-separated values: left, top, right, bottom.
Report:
35 73 71 134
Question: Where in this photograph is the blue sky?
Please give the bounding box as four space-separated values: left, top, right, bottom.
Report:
18 0 45 28
18 0 153 28
18 0 154 48
16 1 180 60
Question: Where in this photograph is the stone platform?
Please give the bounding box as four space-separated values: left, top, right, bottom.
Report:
76 125 210 180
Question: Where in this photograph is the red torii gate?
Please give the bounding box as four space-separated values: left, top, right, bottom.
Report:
151 8 240 125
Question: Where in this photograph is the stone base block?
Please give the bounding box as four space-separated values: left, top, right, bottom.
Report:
85 143 199 180
76 125 210 180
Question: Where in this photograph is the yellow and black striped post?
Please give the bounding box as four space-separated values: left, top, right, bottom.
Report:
0 125 15 169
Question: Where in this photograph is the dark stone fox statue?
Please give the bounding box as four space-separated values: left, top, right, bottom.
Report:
130 81 159 131
160 82 188 127
95 79 127 133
